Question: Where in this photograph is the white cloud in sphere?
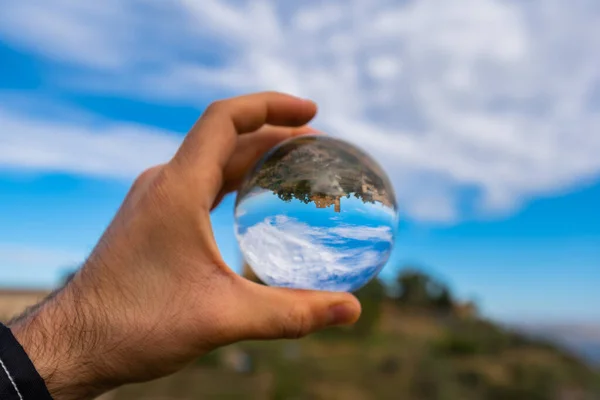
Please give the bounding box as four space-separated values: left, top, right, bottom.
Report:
237 215 392 290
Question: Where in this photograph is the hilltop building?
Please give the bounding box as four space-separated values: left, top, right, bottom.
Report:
361 176 393 208
311 195 341 213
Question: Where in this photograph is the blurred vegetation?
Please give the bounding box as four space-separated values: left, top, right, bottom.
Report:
107 267 600 400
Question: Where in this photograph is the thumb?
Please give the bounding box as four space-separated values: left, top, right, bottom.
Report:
228 279 362 341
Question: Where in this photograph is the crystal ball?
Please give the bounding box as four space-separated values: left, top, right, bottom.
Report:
234 135 398 292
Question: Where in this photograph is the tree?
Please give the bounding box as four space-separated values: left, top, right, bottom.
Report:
434 287 453 311
396 268 454 310
396 269 431 306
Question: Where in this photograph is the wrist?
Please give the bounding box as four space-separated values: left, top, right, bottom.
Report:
8 285 109 400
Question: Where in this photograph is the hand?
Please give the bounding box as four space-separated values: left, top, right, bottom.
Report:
8 92 361 400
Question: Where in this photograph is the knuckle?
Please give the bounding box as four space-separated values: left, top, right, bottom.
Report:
204 100 227 117
134 166 176 209
281 304 313 339
124 165 166 207
132 165 159 189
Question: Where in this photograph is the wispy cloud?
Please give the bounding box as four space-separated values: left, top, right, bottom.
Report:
1 0 600 221
328 225 393 242
0 106 181 179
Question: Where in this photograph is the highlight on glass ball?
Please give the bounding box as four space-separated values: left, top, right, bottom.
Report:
234 135 399 292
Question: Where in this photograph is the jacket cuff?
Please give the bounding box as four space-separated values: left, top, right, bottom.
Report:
0 323 53 400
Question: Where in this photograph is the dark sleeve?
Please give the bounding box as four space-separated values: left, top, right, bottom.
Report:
0 323 53 400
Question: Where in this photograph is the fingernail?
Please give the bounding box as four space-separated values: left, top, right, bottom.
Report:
326 303 355 326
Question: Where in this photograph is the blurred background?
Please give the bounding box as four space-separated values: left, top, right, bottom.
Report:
1 0 599 399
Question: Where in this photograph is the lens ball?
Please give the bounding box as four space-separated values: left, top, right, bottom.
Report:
235 135 398 292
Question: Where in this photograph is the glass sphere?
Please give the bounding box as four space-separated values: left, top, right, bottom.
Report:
234 135 398 292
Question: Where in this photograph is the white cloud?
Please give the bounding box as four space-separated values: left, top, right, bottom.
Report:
1 0 600 221
0 107 181 179
328 225 393 242
237 215 392 291
367 56 402 80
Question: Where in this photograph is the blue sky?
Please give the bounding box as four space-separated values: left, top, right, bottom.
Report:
0 0 599 325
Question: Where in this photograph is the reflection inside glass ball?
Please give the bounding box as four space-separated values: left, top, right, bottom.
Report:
234 135 398 292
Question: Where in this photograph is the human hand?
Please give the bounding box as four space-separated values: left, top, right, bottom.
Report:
8 92 361 400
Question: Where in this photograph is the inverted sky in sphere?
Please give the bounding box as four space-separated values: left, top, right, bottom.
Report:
236 191 396 291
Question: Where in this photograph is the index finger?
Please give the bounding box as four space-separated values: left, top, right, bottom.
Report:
173 91 317 172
